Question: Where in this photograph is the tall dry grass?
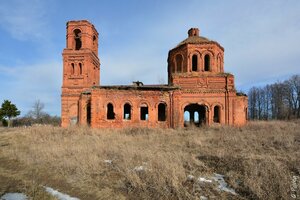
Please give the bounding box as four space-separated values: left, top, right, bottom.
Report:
0 120 299 199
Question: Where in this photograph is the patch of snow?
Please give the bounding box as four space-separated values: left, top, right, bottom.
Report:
44 186 80 200
0 193 28 200
212 173 237 195
198 177 213 183
104 159 112 164
187 174 194 181
133 166 145 172
200 196 208 200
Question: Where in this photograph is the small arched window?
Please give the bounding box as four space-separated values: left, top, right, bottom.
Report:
175 54 183 73
71 63 75 75
213 106 220 123
192 54 198 71
107 103 115 120
184 111 190 122
124 103 131 120
74 29 82 50
79 63 82 75
158 103 166 121
204 54 210 71
93 35 96 46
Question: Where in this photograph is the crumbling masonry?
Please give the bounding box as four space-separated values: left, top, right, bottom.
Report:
61 20 248 128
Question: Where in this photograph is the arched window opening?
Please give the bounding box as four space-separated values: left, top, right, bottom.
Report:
213 106 220 123
175 54 183 73
71 63 75 75
74 29 82 50
194 111 199 124
217 56 222 72
192 54 198 71
87 102 91 125
124 103 131 120
204 54 210 71
158 103 166 121
79 63 82 75
107 103 115 120
140 104 148 121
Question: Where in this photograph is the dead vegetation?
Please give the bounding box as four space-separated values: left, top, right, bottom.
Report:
0 121 299 199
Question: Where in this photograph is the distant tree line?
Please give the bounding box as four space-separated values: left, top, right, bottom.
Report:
248 74 300 120
0 99 60 127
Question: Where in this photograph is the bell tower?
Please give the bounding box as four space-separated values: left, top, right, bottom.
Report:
61 20 100 127
62 20 100 88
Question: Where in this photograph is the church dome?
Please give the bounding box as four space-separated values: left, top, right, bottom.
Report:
173 28 223 50
176 35 210 47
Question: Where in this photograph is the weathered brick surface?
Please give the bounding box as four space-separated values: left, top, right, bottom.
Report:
61 21 248 128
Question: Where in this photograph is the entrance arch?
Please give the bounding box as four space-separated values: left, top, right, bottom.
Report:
184 104 207 127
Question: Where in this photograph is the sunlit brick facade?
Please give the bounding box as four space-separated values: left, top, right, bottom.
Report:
61 20 247 128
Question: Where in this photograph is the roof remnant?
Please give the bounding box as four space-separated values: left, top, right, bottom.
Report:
92 84 180 91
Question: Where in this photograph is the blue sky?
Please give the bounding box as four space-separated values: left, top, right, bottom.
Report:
0 0 299 116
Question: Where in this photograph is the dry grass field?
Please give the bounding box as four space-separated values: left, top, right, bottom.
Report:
0 121 299 200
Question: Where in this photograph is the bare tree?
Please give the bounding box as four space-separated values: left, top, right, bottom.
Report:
27 100 46 120
248 87 258 119
287 75 300 118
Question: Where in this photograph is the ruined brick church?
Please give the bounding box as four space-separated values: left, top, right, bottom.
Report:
61 20 248 128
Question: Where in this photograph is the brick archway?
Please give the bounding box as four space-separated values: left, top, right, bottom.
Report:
184 103 208 127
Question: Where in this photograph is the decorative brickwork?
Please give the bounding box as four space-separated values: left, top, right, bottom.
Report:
61 20 248 128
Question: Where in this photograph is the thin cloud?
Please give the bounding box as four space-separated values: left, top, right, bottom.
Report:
0 0 47 41
0 60 62 115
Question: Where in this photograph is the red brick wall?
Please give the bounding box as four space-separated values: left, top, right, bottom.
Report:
89 88 172 128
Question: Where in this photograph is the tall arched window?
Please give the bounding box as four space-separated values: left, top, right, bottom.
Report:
71 63 75 75
213 106 220 123
175 54 183 73
107 103 115 120
86 102 91 125
204 54 210 71
79 63 82 75
124 103 131 120
217 56 222 72
158 103 166 121
192 54 198 71
140 103 149 121
74 29 82 50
